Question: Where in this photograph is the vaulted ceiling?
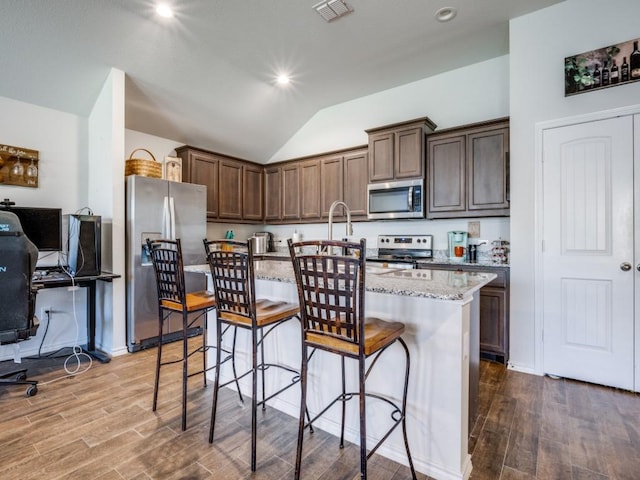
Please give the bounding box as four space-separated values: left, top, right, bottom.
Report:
0 0 563 162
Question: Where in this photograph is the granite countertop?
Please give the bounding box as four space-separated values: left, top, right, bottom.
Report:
415 258 510 268
185 260 496 302
254 250 509 268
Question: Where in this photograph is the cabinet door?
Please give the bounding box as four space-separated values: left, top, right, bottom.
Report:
343 149 368 218
300 159 321 219
180 150 219 219
368 131 394 182
427 135 466 217
218 159 243 220
479 287 507 358
282 163 300 221
264 166 281 222
321 155 344 218
395 126 424 179
467 127 510 212
242 164 263 221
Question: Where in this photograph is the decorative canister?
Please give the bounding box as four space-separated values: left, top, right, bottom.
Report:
491 238 509 264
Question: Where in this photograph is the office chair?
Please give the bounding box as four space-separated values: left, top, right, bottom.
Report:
0 211 40 397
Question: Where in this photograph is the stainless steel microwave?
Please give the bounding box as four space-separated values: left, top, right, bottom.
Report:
367 179 424 220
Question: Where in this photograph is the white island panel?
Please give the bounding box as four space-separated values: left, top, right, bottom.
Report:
187 261 494 480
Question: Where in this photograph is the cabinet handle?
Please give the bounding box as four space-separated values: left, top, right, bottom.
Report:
620 262 632 271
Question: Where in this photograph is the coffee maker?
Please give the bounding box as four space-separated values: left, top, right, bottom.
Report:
448 231 468 262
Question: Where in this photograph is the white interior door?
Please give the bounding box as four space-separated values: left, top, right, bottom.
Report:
542 115 635 390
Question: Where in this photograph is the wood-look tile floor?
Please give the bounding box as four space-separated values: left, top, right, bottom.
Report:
0 342 638 480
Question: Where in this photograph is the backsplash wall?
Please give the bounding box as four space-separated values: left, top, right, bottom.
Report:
207 217 510 258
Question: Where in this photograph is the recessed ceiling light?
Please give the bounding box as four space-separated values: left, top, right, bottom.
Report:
276 75 291 85
434 6 457 22
156 4 174 18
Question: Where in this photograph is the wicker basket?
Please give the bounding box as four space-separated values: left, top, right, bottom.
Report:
125 148 162 178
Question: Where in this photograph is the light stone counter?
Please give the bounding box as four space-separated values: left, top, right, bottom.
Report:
186 260 494 302
185 260 495 480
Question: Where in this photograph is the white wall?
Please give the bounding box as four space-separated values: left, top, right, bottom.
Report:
509 0 640 372
271 55 510 162
210 218 509 260
88 69 127 356
0 95 89 360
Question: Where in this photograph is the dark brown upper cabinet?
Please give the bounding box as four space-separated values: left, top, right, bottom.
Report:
366 117 436 183
427 118 510 219
176 147 219 220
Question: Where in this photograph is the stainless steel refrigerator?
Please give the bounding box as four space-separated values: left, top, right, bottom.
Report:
126 175 207 352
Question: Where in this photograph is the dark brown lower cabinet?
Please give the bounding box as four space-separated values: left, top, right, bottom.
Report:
479 287 508 362
419 263 510 364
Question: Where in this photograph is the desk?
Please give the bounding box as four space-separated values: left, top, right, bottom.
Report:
33 270 120 363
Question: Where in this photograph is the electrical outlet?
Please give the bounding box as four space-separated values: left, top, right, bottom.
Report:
40 306 52 319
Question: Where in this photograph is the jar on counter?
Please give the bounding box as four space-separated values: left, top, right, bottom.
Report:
491 238 509 264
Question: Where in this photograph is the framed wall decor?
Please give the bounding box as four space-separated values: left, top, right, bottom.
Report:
163 156 182 182
565 36 640 96
0 144 39 188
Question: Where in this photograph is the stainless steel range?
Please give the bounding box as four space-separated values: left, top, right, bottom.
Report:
367 234 433 269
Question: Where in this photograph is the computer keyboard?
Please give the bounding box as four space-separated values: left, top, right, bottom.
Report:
32 270 71 282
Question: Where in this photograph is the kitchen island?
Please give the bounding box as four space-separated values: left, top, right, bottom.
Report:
185 260 495 480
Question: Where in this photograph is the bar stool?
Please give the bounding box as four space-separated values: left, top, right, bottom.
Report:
288 238 417 480
203 239 301 472
146 238 216 431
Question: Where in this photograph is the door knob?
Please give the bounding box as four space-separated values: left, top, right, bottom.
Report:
620 262 632 271
637 264 640 272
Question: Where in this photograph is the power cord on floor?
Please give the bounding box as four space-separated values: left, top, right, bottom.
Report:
36 280 93 387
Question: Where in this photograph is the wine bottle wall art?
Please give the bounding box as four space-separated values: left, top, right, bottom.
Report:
565 37 640 96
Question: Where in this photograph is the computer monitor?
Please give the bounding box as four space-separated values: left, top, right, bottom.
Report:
3 207 63 251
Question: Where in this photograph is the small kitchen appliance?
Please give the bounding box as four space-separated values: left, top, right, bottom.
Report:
448 231 468 262
367 234 433 269
251 232 273 253
367 179 424 220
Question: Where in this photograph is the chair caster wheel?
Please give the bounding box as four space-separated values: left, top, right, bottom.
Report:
15 372 27 381
26 385 38 397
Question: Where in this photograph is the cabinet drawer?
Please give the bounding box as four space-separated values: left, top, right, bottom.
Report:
419 263 508 288
485 269 507 288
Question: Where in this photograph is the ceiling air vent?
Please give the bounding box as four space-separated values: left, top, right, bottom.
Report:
313 0 353 22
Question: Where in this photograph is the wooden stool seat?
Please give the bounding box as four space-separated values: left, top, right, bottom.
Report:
219 298 300 327
161 290 216 312
306 316 405 356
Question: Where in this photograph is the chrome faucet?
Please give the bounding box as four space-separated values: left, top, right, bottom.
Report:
328 200 353 243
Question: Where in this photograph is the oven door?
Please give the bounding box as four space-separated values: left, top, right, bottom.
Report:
366 258 416 270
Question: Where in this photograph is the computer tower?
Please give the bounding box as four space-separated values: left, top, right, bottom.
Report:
67 214 101 276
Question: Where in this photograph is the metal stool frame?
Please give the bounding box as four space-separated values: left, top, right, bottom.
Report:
204 239 302 472
288 238 417 480
146 238 221 431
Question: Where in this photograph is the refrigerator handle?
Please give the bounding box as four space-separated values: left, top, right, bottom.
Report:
162 196 171 239
169 196 176 240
